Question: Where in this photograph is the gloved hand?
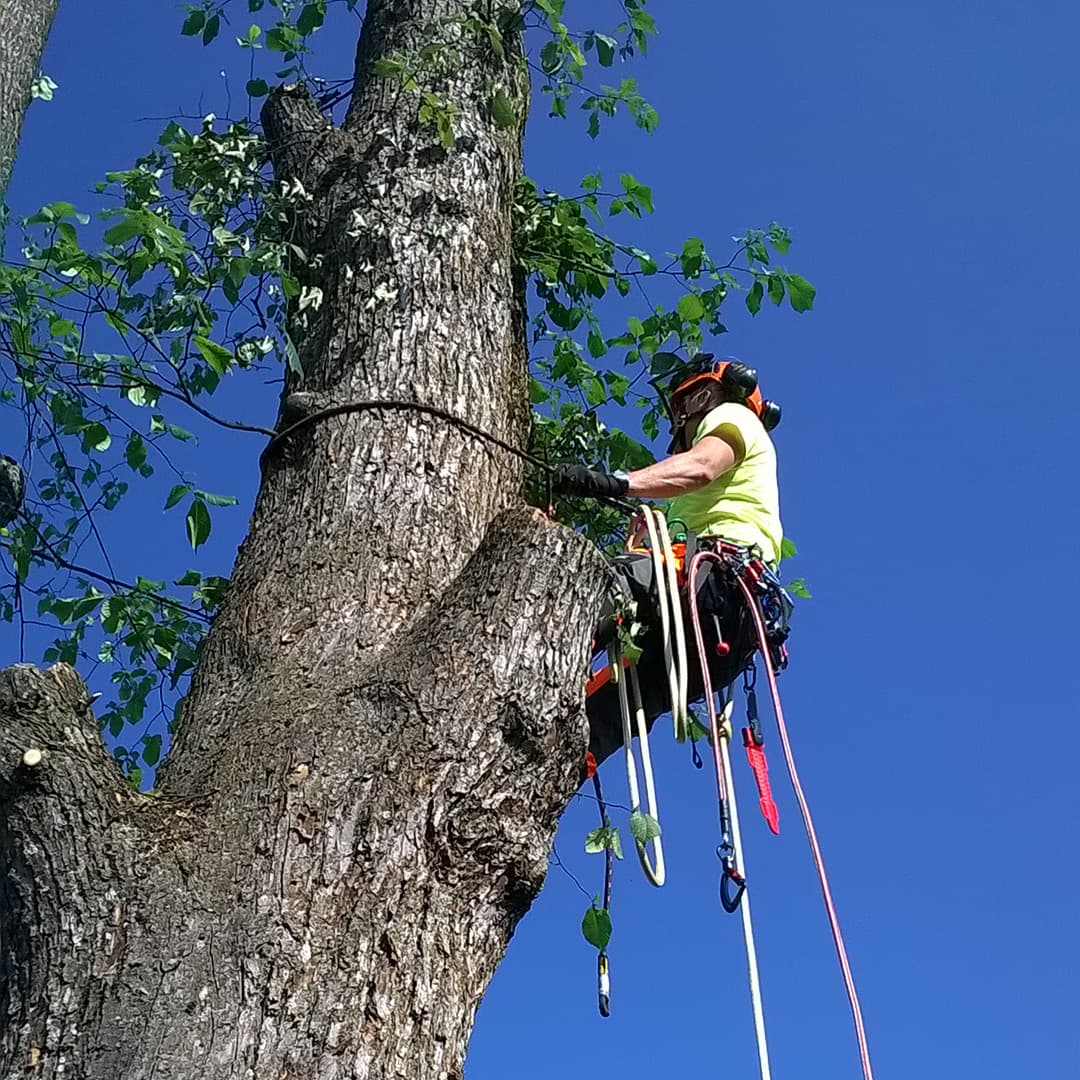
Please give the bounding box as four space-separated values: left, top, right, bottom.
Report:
552 465 629 499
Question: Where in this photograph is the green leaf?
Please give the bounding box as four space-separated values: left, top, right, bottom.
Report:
540 40 562 74
193 489 237 507
604 371 630 404
164 485 190 510
780 536 797 560
630 810 661 844
547 302 583 331
185 498 212 551
586 376 607 407
585 825 623 859
609 827 623 860
373 57 406 77
82 423 111 453
104 217 143 246
677 293 705 322
767 274 785 306
181 10 206 36
246 78 269 97
680 236 704 277
746 279 764 316
785 273 816 312
142 734 162 766
529 377 549 404
124 433 148 472
490 88 516 129
193 335 233 375
768 222 791 254
587 329 607 359
581 904 612 951
687 714 712 744
202 13 221 45
787 578 813 599
284 332 303 378
167 424 196 444
296 2 325 35
126 384 153 407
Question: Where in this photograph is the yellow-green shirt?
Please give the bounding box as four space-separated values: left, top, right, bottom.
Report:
668 402 783 565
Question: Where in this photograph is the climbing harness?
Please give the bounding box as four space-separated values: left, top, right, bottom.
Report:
583 511 875 1080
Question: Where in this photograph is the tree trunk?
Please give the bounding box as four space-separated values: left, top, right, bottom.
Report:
0 0 60 196
1 2 615 1077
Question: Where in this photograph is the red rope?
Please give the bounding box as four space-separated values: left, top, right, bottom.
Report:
686 552 731 808
734 573 876 1080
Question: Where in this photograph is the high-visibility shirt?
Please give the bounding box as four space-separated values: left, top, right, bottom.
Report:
668 402 784 566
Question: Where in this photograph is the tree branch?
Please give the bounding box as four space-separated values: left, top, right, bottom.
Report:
261 83 343 193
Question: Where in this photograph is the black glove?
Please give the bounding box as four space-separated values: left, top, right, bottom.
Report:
552 465 629 499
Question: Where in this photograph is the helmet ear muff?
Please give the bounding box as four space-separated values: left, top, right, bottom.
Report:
759 400 782 432
720 361 759 404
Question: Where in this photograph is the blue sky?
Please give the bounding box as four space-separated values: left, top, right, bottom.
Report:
5 1 1079 1077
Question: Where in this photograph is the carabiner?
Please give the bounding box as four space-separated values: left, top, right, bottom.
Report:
720 865 747 913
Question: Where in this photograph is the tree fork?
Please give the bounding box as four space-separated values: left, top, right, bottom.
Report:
1 2 625 1077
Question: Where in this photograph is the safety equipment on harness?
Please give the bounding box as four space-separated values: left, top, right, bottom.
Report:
654 355 782 453
552 464 631 499
582 511 874 1080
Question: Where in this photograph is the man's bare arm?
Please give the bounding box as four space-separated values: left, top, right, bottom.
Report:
626 433 739 499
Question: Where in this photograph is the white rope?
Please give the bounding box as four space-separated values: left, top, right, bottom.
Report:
614 644 666 887
655 510 690 741
717 688 772 1080
639 506 683 741
639 506 689 742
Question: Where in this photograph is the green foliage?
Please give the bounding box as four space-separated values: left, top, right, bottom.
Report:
2 0 817 787
686 707 712 745
585 824 624 860
0 113 299 776
629 810 661 844
787 578 812 599
30 75 58 102
529 0 658 134
581 902 613 950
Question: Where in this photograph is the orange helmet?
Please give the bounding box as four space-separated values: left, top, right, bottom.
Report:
658 355 781 453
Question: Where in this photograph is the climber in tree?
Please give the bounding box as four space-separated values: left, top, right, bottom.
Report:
553 355 783 566
554 356 786 741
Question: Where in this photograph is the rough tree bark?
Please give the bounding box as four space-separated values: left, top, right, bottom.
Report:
0 0 60 196
1 2 618 1077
